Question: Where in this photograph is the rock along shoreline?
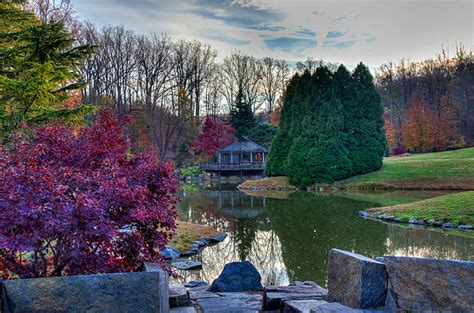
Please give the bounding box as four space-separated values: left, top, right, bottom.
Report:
358 210 473 231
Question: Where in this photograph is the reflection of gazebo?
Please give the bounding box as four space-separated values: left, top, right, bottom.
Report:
199 138 268 175
201 190 266 218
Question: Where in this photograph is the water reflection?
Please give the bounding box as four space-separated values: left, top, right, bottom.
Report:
176 188 474 287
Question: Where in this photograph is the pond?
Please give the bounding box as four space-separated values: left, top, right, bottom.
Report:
175 185 474 287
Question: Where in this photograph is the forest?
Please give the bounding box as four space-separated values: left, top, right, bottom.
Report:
1 0 473 163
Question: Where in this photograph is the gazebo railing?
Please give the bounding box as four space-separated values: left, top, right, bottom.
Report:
199 162 265 171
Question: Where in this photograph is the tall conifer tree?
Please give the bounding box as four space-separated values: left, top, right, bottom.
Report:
229 83 254 138
266 74 300 176
350 63 386 174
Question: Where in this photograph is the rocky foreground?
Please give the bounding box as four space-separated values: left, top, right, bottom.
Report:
162 249 473 312
1 249 473 312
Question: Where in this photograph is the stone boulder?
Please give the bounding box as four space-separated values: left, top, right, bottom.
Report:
160 246 181 259
383 256 474 312
327 249 387 309
1 271 169 312
208 261 263 292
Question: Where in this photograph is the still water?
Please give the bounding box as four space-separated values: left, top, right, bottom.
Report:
176 186 474 287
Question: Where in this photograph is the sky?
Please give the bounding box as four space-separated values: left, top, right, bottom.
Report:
75 0 473 68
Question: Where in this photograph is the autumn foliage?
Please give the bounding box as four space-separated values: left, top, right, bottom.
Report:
0 109 178 278
401 95 461 152
192 116 236 158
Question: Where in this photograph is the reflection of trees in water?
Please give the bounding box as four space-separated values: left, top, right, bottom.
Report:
176 189 474 288
175 190 288 286
266 193 388 286
385 225 474 261
172 229 288 286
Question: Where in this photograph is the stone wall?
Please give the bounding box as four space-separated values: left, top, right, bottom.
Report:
327 248 474 312
1 272 169 313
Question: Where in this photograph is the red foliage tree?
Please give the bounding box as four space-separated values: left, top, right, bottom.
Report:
192 117 236 157
0 109 178 278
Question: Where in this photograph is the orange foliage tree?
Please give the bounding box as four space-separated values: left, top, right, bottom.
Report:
401 95 436 152
401 94 462 152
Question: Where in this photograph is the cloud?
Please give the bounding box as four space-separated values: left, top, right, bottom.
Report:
326 31 345 39
203 32 252 46
294 28 317 37
263 36 317 55
249 24 286 32
75 0 474 67
323 39 356 49
190 0 285 29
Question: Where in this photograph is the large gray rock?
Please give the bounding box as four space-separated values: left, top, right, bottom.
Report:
327 249 387 309
383 256 474 312
1 271 169 312
208 261 263 292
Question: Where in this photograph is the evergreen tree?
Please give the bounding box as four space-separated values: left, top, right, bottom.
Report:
248 122 277 148
335 64 356 176
266 74 300 176
0 3 94 140
286 66 351 186
229 83 254 138
349 63 386 174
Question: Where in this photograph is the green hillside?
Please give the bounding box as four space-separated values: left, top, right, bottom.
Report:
342 147 474 190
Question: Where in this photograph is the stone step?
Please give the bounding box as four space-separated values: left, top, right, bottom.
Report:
193 292 263 312
283 299 365 313
262 285 328 311
170 285 191 308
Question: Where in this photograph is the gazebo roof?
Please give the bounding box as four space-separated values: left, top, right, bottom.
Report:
219 138 268 153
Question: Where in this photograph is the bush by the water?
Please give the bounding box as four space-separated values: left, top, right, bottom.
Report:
0 110 178 278
266 63 386 187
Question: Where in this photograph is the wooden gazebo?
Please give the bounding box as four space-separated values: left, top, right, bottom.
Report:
199 138 268 175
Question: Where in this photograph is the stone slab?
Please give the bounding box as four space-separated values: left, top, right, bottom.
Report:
170 285 191 308
263 285 328 311
1 271 169 313
184 280 208 288
327 249 387 309
283 299 363 313
172 259 202 271
170 307 197 313
383 256 474 312
194 292 262 313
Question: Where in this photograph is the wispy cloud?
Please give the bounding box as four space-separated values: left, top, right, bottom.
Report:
262 36 317 55
326 31 345 39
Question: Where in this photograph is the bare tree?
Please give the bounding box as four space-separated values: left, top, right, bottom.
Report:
189 41 217 117
26 0 76 29
220 51 263 113
258 57 289 113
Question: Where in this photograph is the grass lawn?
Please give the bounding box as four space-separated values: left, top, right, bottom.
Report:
341 147 474 190
238 176 296 191
169 221 220 252
365 191 474 226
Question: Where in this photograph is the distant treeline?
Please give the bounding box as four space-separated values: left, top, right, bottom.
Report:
267 64 386 187
376 46 473 152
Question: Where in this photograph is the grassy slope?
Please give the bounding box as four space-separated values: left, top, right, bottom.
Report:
365 191 474 225
342 147 474 190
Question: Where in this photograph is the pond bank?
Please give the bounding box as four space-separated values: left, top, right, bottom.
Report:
359 191 474 232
